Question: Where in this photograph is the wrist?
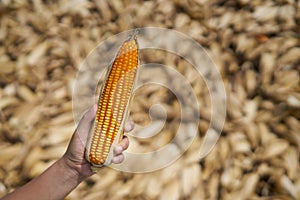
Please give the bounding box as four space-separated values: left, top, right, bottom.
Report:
60 154 95 181
58 157 86 183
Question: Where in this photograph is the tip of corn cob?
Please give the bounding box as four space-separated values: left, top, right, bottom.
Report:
127 29 139 42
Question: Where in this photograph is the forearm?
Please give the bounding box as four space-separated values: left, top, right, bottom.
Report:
1 104 131 200
2 158 84 200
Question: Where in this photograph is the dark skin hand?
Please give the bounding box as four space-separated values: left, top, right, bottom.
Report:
1 104 132 200
63 104 132 178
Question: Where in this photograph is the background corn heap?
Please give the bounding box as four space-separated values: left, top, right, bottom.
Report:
0 0 299 199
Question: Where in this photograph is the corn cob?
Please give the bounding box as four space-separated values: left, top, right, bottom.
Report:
85 32 139 170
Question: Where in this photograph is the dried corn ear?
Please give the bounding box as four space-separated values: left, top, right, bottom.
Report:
85 32 139 170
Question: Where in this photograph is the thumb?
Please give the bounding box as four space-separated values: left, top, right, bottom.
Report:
76 104 97 142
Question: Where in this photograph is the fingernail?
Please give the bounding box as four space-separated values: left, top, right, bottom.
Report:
129 120 134 127
93 104 98 112
112 156 119 163
125 122 133 131
116 146 123 154
112 155 124 164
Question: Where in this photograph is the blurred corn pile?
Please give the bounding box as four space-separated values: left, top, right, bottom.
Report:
0 0 300 199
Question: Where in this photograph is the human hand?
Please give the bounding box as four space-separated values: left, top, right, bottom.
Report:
62 104 133 180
